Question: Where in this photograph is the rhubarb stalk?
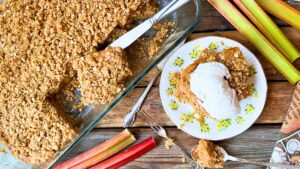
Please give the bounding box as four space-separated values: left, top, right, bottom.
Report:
89 137 156 169
256 0 300 30
208 0 300 84
54 129 135 169
233 0 299 62
70 135 136 169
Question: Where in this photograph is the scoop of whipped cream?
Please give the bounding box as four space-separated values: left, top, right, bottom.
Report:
190 62 240 119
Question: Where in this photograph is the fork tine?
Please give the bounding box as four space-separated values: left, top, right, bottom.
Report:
141 110 158 125
140 111 161 130
140 110 168 138
140 110 162 132
140 110 154 123
140 110 151 122
140 111 158 130
140 110 202 169
149 125 158 133
140 110 151 120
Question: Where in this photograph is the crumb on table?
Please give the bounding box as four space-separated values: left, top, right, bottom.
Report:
164 138 174 150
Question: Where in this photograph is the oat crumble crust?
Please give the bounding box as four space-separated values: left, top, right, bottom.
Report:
173 47 251 122
0 0 151 165
217 47 251 100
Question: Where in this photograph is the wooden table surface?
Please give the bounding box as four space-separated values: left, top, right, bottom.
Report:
63 1 300 168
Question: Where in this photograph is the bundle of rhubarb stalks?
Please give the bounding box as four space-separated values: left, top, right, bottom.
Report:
209 0 300 166
208 0 300 84
54 129 156 169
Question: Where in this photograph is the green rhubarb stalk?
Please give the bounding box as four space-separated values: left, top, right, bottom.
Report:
208 0 300 84
70 135 136 169
54 129 135 169
256 0 300 30
233 0 299 62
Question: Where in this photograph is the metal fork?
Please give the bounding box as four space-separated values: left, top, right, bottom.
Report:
140 110 203 169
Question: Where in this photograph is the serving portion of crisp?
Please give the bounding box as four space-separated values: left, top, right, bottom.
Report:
0 0 158 165
73 47 132 105
172 47 251 123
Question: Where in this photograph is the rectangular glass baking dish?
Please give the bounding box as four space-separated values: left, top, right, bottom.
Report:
0 0 201 168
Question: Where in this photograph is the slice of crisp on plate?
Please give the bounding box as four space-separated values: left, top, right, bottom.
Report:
159 36 267 140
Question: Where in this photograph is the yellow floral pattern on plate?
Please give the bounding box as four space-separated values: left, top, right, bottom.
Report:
217 119 232 131
245 104 255 114
189 44 202 59
208 41 219 51
169 100 179 110
200 123 210 133
249 84 259 98
236 116 245 124
180 112 195 128
168 72 177 87
173 56 184 67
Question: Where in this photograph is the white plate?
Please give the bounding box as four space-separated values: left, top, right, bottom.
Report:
159 36 267 140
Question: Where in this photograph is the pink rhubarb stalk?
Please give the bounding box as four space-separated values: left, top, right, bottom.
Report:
54 129 135 169
89 137 156 169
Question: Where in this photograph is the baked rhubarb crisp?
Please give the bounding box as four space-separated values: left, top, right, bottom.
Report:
73 47 132 105
173 47 251 123
0 0 164 165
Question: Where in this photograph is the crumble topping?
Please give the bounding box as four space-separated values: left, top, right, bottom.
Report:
73 47 132 105
217 47 251 100
0 0 154 165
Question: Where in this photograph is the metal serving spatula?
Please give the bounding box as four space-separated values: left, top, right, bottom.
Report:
109 0 191 49
118 0 191 128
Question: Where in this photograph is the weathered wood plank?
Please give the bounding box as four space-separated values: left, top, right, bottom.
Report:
194 0 300 32
61 126 280 169
97 82 295 128
137 27 300 86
